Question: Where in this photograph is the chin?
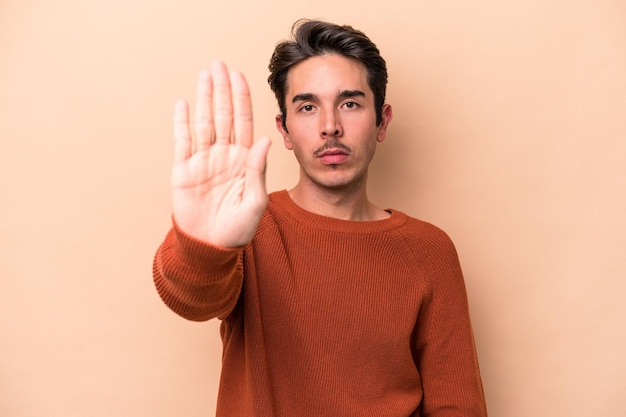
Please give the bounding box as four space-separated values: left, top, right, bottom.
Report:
301 165 368 191
313 173 366 192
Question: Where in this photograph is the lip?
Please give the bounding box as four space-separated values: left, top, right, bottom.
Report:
318 149 349 165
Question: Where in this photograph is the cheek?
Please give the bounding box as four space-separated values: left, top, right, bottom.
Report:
358 129 381 161
363 140 378 162
290 145 309 168
291 141 308 157
283 122 315 151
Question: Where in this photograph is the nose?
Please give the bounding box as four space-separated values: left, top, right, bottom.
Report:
320 109 343 138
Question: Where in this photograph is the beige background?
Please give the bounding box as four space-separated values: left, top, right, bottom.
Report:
1 0 625 416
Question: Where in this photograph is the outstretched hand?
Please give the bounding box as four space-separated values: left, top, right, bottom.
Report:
171 61 271 248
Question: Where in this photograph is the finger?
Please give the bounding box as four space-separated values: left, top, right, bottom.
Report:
173 100 192 163
230 71 253 148
194 70 214 151
211 61 234 145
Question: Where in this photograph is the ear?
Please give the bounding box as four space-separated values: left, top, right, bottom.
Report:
376 104 393 143
275 114 293 150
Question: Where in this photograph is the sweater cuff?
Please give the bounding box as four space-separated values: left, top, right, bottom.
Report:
165 218 244 275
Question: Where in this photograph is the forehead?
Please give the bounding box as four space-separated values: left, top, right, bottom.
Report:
286 54 370 98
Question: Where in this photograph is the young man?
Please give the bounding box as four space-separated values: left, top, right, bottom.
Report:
153 19 487 416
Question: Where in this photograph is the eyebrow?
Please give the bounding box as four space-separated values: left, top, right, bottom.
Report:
291 90 366 103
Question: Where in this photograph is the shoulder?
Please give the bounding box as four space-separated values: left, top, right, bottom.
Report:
388 214 468 298
391 211 461 263
395 211 455 244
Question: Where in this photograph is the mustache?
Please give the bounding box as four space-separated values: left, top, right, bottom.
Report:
313 141 352 157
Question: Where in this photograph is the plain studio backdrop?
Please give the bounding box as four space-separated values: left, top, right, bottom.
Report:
1 1 625 416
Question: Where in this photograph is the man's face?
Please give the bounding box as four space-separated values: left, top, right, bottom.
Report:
276 54 392 192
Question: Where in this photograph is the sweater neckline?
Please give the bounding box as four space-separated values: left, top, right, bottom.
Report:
269 190 408 234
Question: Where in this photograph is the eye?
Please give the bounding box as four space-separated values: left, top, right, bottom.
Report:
342 101 359 109
299 104 315 112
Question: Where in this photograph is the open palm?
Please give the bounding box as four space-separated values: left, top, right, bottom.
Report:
171 61 271 248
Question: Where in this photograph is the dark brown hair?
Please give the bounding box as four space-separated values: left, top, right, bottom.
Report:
268 19 388 129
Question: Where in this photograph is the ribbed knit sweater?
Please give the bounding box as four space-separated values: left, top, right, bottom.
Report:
153 190 487 416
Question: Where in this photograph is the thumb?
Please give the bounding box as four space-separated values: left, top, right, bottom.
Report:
244 137 272 201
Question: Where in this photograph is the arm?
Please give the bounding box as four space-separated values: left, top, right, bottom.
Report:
413 232 488 417
153 62 271 320
153 222 244 321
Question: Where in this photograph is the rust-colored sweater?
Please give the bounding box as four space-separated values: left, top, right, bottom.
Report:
153 190 487 416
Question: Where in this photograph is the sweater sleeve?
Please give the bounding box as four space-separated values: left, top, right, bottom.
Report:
412 229 487 417
152 222 244 321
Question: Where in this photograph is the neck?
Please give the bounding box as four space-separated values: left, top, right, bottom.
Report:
288 181 389 221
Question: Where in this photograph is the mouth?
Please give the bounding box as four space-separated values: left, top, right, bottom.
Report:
317 149 349 165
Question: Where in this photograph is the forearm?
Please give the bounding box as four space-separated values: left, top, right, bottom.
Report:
416 319 487 417
153 222 244 321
